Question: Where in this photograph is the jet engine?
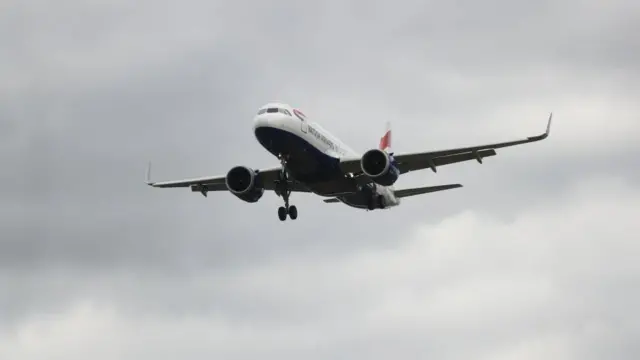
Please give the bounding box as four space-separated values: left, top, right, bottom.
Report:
360 149 399 186
225 166 265 203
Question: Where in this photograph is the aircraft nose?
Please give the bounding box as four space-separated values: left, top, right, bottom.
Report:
253 114 270 129
254 113 289 129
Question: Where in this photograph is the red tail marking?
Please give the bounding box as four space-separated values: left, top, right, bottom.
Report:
379 130 391 150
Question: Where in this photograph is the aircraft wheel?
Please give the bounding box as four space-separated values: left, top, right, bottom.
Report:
278 206 287 221
288 205 298 220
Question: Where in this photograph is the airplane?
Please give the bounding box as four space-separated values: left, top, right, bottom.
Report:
146 102 552 221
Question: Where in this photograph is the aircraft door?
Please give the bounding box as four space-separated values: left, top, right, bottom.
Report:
294 109 308 133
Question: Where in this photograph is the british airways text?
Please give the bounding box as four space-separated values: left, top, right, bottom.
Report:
308 126 347 156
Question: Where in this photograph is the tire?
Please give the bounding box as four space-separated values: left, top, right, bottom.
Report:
278 206 287 221
288 205 298 220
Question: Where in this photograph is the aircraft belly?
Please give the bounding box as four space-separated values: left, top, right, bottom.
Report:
301 179 359 196
255 125 345 183
254 125 362 196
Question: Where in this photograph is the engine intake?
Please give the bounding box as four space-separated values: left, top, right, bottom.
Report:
225 166 265 203
360 149 399 186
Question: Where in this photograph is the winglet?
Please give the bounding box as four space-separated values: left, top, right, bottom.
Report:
527 112 553 141
145 162 154 186
546 112 552 136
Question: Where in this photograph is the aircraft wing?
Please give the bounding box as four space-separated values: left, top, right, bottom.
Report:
340 113 552 175
145 164 312 195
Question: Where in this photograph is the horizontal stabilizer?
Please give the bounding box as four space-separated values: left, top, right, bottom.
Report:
322 183 462 203
394 183 462 198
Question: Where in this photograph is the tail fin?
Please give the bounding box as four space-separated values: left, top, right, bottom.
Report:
379 121 392 152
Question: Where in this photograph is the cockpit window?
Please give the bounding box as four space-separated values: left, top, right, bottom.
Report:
258 107 292 116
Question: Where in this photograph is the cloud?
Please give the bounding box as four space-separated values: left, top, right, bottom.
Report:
2 175 639 359
2 0 639 358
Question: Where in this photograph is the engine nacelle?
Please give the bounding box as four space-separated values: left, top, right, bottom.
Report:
360 149 399 186
225 166 265 203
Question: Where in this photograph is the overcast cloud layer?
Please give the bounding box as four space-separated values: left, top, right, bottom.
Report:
2 0 640 359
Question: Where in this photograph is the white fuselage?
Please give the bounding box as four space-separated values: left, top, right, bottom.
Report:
252 102 400 209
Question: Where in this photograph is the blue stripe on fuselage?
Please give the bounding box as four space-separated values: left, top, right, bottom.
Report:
254 126 343 183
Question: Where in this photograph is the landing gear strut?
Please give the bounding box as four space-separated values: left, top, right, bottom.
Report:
277 154 298 221
364 184 380 211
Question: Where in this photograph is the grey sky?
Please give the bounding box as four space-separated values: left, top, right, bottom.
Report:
2 0 640 359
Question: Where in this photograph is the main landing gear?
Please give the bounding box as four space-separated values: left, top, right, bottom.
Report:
363 184 384 211
276 154 298 221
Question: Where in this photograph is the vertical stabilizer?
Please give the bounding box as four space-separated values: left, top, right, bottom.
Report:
379 121 392 153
